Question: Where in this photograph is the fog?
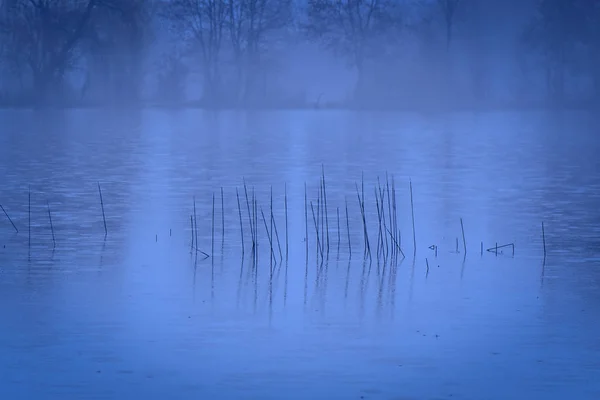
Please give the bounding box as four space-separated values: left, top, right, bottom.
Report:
0 0 598 109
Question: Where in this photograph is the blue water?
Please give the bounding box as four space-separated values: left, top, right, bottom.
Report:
1 109 599 399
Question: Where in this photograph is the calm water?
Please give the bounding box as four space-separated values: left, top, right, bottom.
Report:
1 109 599 399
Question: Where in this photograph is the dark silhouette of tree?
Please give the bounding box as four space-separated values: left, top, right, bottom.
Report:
437 0 460 50
165 0 227 103
523 0 592 104
0 0 97 104
306 0 399 102
226 0 292 105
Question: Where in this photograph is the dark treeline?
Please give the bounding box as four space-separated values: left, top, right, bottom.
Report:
0 0 598 109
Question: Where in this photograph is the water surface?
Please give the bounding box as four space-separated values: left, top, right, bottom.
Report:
1 109 599 399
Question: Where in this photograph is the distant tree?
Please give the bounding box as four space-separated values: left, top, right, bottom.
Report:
156 51 189 105
0 0 98 104
86 0 151 105
165 0 228 103
523 0 589 104
437 0 460 50
226 0 292 104
305 0 399 102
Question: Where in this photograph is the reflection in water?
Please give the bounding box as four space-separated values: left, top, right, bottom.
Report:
1 110 599 400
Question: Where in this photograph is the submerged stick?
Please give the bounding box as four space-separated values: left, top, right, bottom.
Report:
409 179 416 256
236 188 244 255
0 204 18 233
98 183 107 237
47 200 55 248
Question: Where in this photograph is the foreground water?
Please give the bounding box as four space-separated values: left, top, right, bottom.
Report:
1 109 599 399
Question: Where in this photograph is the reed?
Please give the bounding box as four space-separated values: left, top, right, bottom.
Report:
221 187 225 247
304 182 308 261
47 200 55 248
345 196 351 258
426 257 430 276
190 215 194 252
0 204 18 233
271 211 283 263
260 207 276 274
270 186 274 271
28 187 31 247
409 179 416 256
322 165 330 255
211 192 215 260
336 206 341 256
243 180 255 254
310 201 323 260
542 221 546 259
285 182 288 262
374 186 384 260
98 183 107 237
460 218 467 255
193 196 198 250
236 188 244 255
386 173 393 258
355 182 371 261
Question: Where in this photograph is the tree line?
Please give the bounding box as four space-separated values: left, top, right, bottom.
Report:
0 0 598 108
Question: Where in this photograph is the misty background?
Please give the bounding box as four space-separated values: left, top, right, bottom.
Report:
0 0 599 109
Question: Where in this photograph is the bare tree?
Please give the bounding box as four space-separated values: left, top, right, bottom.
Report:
85 0 151 105
523 0 588 104
306 0 397 101
0 0 98 103
437 0 460 50
166 0 227 103
226 0 292 104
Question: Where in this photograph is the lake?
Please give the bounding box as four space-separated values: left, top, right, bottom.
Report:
1 109 599 399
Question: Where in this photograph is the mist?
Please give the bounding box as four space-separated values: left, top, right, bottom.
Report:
1 0 598 109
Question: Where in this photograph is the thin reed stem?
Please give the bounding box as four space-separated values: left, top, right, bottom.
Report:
211 192 215 259
409 179 416 256
236 188 244 255
322 165 330 255
345 196 351 258
304 182 308 261
460 218 467 255
47 200 55 248
221 187 224 248
542 221 546 259
285 182 288 262
98 183 107 237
